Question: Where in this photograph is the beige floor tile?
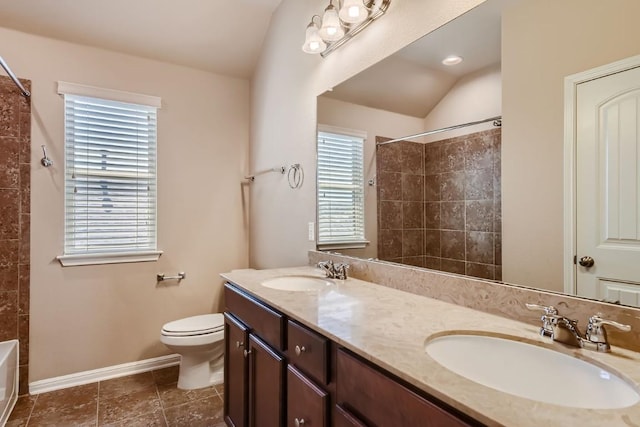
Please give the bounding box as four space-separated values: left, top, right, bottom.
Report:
157 382 217 409
99 372 156 400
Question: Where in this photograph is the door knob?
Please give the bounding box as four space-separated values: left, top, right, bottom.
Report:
579 256 595 267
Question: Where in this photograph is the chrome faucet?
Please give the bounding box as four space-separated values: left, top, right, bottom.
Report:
317 260 349 280
526 303 631 352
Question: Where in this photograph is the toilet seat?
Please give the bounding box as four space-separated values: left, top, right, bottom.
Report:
162 314 224 337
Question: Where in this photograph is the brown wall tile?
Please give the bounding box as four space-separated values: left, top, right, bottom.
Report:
0 290 18 341
424 230 441 257
0 264 18 292
378 229 402 259
441 230 465 260
402 230 423 257
465 168 493 200
401 141 424 174
379 201 402 230
424 202 441 229
441 201 465 231
466 231 495 264
0 137 19 188
465 137 493 170
402 202 423 229
377 171 402 201
19 214 30 265
424 143 442 174
424 174 441 201
466 199 494 232
402 174 424 201
441 259 466 275
466 262 495 280
0 91 20 137
0 189 20 239
440 171 465 201
442 140 465 172
376 141 401 172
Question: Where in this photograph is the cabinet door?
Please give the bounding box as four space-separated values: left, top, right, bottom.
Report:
224 313 249 427
287 365 329 427
249 334 285 427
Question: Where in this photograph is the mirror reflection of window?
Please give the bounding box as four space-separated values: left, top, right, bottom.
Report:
317 127 368 250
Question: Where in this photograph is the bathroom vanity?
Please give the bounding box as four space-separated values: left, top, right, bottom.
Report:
221 266 640 427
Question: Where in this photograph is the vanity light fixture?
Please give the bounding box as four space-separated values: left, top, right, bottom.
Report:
442 55 463 66
302 0 392 57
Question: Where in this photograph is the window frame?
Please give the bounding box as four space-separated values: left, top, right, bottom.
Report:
56 82 163 266
316 125 369 250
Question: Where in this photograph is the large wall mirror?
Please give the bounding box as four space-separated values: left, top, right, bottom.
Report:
317 0 640 306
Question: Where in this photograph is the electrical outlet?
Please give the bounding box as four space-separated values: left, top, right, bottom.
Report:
308 222 315 241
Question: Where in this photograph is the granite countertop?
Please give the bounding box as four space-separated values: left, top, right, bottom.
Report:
221 266 640 427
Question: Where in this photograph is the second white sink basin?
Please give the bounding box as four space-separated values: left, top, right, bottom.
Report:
425 334 640 409
261 275 334 291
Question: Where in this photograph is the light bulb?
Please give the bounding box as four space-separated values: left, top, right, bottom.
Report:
319 3 344 41
339 0 368 24
302 19 327 54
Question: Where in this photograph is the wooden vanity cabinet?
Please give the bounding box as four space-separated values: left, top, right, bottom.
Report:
224 282 481 427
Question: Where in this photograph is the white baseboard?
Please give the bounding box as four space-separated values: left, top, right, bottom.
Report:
29 354 180 395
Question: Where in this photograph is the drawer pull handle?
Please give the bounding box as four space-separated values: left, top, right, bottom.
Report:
243 349 251 358
294 418 305 427
295 345 306 356
236 341 244 348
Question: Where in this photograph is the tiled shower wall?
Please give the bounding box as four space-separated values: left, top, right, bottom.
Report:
377 129 502 281
0 76 30 394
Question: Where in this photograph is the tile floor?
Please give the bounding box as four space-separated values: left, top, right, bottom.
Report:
6 366 226 426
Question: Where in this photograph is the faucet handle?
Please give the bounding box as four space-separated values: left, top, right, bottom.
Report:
525 303 558 316
526 303 559 337
588 314 631 333
585 314 631 351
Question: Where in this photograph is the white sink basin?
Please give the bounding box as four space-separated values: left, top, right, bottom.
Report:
261 275 334 291
425 334 640 409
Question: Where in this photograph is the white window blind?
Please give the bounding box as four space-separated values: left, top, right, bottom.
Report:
62 94 158 259
317 130 366 247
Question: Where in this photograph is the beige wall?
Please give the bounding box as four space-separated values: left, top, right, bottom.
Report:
250 0 485 268
502 0 640 291
422 63 502 142
317 97 425 260
0 27 250 382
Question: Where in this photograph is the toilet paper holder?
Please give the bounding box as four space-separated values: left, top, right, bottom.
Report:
157 272 186 282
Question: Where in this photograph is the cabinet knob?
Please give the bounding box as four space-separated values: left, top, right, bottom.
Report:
294 345 306 356
294 418 305 427
243 349 251 358
236 341 244 348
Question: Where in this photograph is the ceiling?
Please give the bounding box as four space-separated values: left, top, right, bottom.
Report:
0 0 283 78
322 0 504 118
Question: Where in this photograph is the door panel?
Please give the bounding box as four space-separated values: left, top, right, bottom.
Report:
224 313 249 427
576 65 640 304
248 334 285 427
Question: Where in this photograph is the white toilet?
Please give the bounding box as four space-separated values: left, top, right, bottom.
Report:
160 313 225 390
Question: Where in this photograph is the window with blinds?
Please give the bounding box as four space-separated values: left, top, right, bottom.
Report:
317 130 367 248
61 94 158 261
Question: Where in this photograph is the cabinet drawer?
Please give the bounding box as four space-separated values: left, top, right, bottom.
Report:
287 365 329 427
288 320 329 384
334 405 367 427
225 283 285 351
336 349 474 427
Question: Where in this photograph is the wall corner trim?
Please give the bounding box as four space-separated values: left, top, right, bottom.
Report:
29 354 179 395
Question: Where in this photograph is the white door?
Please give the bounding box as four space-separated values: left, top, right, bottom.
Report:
576 65 640 306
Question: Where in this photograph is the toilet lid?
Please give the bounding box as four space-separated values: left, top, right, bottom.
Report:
162 313 224 336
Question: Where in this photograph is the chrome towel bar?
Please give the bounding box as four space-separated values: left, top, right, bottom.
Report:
157 272 186 282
